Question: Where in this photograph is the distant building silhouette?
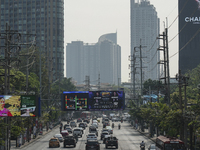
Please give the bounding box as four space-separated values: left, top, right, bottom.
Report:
66 33 121 85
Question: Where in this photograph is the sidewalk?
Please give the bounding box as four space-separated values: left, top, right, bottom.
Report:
136 128 157 143
10 125 59 150
128 122 157 143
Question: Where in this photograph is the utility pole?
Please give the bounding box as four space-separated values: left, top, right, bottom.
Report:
139 39 147 106
176 70 184 141
165 28 171 107
0 23 22 150
85 76 90 91
98 73 100 90
158 29 170 106
176 70 189 148
129 46 139 107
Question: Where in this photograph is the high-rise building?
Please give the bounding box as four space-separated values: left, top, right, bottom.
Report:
179 0 200 74
66 33 121 85
0 0 64 81
130 0 160 84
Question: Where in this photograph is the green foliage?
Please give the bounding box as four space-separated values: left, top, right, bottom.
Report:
143 79 163 95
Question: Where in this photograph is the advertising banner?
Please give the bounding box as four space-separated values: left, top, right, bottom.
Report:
88 91 125 111
0 95 21 116
179 0 200 73
0 95 39 117
21 95 37 117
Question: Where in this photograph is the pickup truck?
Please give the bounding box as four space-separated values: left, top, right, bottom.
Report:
105 136 118 149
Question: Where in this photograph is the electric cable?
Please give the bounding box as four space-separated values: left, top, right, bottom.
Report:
170 27 200 59
168 0 189 29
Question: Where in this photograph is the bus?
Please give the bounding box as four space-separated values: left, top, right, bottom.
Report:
156 135 185 150
80 111 91 119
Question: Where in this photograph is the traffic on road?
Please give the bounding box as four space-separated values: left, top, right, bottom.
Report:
20 113 157 150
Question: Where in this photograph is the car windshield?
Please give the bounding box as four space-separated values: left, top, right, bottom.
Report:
150 145 156 149
74 129 80 131
88 134 95 137
103 132 108 135
87 141 98 145
50 139 58 141
90 129 96 131
65 136 74 139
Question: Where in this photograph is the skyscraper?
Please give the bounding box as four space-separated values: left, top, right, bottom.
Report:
66 33 121 85
130 0 160 84
0 0 64 81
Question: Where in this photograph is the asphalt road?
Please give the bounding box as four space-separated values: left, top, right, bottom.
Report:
20 120 154 150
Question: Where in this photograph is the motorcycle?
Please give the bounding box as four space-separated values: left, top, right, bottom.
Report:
140 145 145 150
112 123 114 128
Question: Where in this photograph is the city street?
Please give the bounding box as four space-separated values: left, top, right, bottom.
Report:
19 120 154 150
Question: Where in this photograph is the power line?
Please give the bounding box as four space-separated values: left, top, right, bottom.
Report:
168 0 189 29
169 7 198 43
170 27 200 59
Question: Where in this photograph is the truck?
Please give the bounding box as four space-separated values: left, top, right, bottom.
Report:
105 136 118 149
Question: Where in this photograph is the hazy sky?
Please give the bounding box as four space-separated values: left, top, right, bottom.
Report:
64 0 179 82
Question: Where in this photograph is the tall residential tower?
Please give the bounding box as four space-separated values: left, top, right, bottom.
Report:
130 0 160 85
66 33 121 85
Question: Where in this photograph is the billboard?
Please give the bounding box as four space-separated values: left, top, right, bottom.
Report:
21 95 37 117
88 91 125 111
0 95 39 117
179 0 200 74
62 91 88 111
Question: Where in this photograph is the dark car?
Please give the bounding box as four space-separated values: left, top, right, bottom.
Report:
79 123 86 129
89 126 98 136
77 118 82 123
85 140 101 150
65 127 73 134
63 136 76 148
70 121 77 128
84 119 89 124
64 124 71 129
105 136 118 149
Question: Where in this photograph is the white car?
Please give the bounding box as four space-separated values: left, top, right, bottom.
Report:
105 126 113 134
92 123 98 128
54 134 63 142
73 128 83 137
87 133 97 141
92 120 98 124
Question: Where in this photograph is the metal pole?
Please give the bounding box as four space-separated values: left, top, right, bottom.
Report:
140 40 142 107
165 28 170 106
